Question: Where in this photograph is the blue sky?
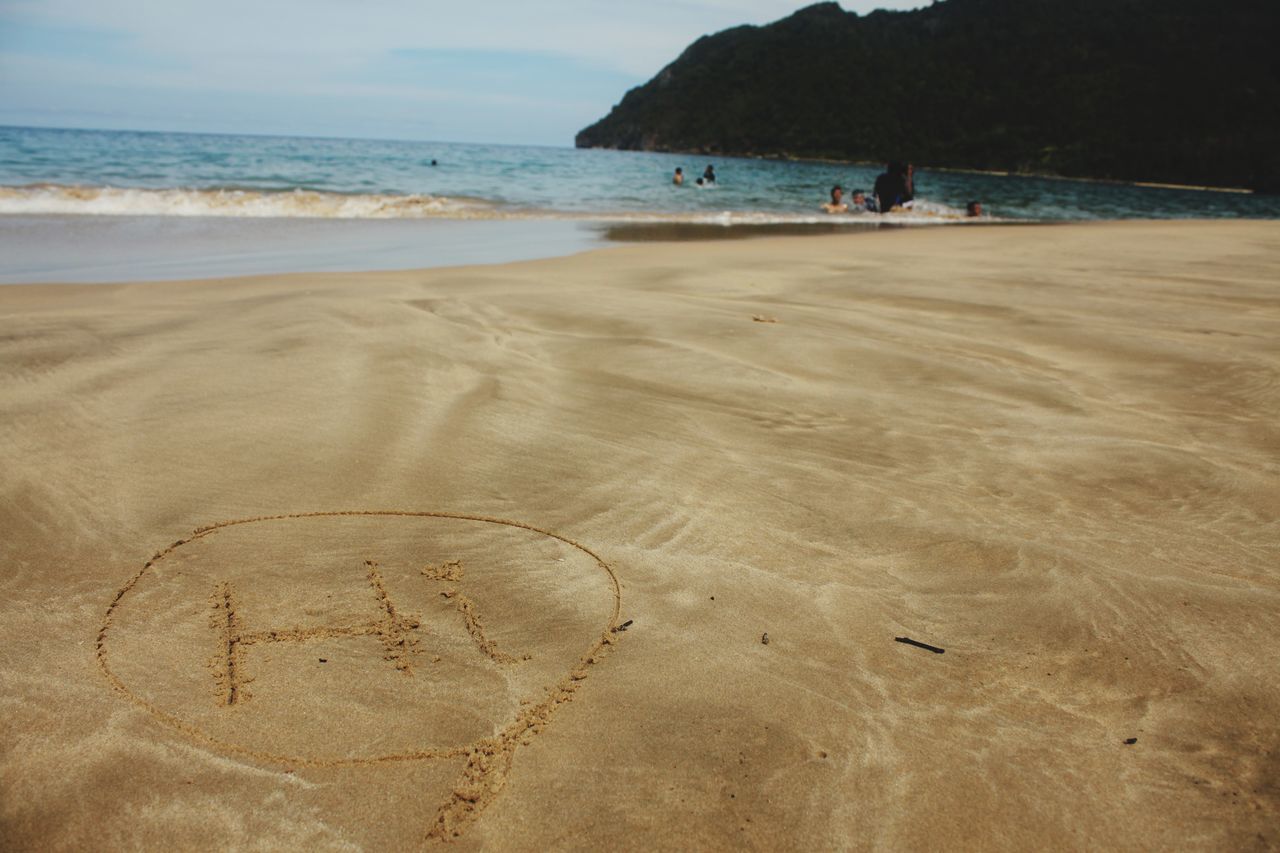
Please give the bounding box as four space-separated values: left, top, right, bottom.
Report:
0 1 924 145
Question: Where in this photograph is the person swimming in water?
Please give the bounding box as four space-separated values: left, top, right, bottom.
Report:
822 185 849 213
967 200 983 217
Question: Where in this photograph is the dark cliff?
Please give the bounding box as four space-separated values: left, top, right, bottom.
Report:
576 0 1280 191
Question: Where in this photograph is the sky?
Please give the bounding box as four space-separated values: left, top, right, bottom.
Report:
0 1 924 146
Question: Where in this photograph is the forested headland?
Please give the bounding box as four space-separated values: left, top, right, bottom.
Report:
576 0 1280 192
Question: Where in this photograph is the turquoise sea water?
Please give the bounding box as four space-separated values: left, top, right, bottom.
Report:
3 125 1280 224
4 125 1279 283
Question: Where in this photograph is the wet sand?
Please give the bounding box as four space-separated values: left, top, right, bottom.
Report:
0 215 607 283
1 221 1277 850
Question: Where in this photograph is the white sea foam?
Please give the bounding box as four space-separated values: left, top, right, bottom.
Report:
0 183 988 226
0 184 492 219
589 200 982 226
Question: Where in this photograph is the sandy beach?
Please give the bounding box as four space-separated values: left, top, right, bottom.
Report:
1 220 1277 850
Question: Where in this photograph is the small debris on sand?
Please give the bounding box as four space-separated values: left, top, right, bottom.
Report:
611 619 633 633
1124 737 1138 745
752 315 778 323
761 633 770 645
894 636 945 654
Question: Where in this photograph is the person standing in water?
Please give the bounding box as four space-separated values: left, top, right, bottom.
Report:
874 161 909 214
673 167 684 185
702 164 716 184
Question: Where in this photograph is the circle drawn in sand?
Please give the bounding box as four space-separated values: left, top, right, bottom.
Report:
96 511 622 840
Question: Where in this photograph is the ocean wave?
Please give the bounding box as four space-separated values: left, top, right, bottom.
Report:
0 183 492 219
599 200 983 227
0 182 989 225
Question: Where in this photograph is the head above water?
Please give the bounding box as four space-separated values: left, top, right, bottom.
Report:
830 184 844 202
967 200 983 217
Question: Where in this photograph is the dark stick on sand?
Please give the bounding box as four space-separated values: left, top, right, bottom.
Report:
895 637 945 654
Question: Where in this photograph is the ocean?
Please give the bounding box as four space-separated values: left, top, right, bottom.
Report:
3 125 1279 282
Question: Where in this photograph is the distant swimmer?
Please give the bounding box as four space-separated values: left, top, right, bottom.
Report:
874 161 910 214
967 200 983 217
430 159 438 166
850 189 872 213
673 167 684 185
695 177 705 187
703 164 716 184
822 185 849 213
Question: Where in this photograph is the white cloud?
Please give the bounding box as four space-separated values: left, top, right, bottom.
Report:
3 1 926 77
0 1 929 141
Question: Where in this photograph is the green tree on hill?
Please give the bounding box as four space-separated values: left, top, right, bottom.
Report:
576 0 1280 192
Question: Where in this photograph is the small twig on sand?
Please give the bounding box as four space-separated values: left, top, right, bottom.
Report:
895 636 944 654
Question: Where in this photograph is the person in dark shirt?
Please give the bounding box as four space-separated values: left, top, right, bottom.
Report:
874 161 909 214
702 164 716 184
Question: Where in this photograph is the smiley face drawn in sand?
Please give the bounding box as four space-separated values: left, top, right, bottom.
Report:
96 511 622 840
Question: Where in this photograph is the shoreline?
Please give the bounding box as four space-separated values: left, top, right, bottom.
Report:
0 213 995 285
0 215 608 285
0 213 1209 286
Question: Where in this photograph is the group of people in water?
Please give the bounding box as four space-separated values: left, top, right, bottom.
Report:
824 160 914 214
671 159 983 217
672 164 716 187
825 161 981 216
